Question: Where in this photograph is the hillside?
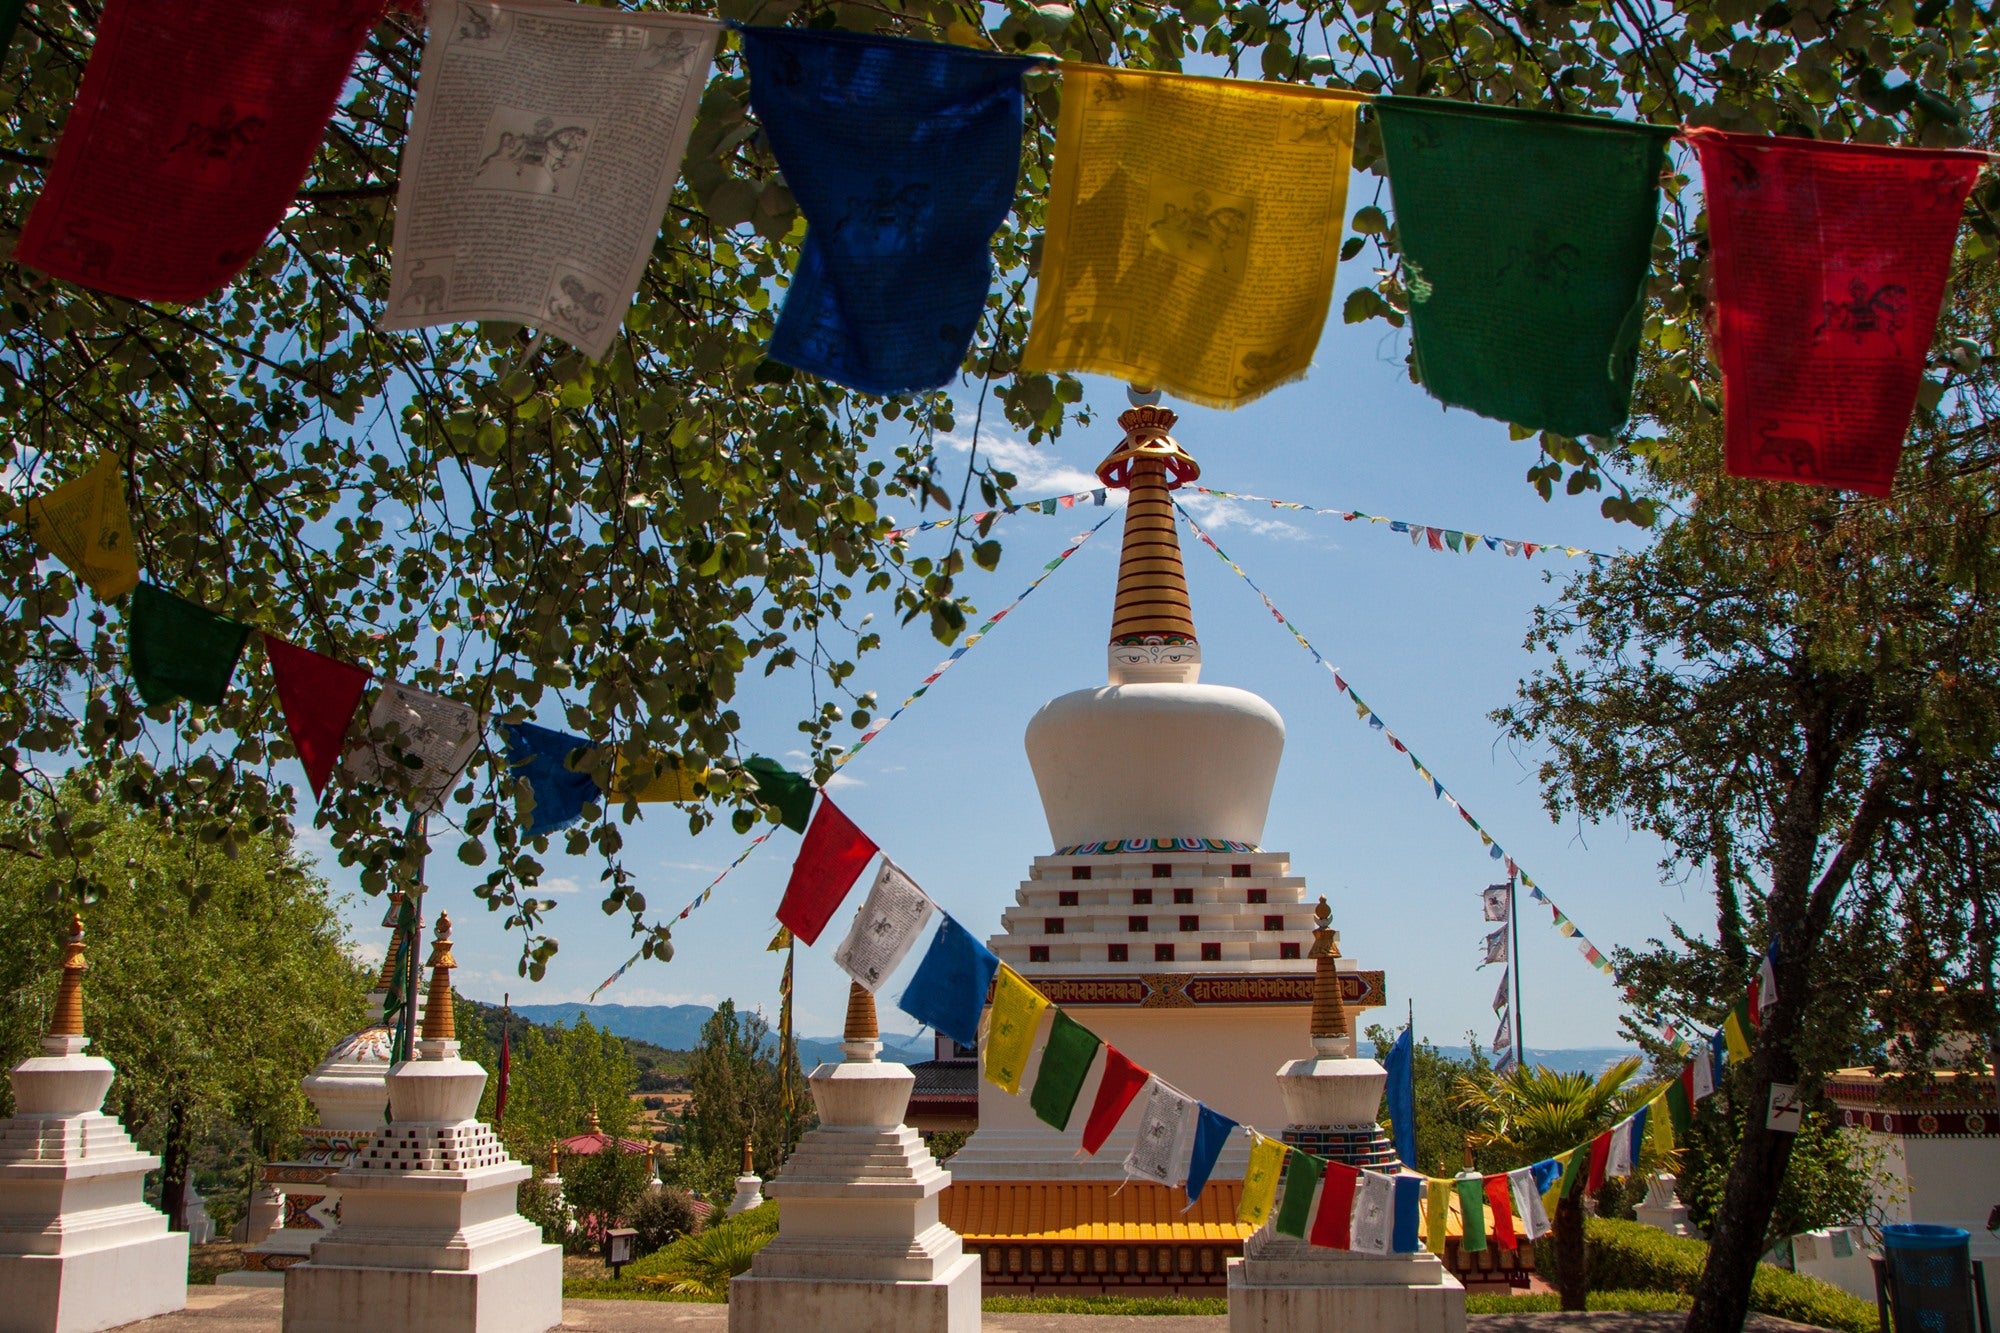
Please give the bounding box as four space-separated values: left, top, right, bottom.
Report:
490 999 934 1067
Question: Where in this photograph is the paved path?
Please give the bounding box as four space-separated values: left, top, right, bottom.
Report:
131 1288 1833 1331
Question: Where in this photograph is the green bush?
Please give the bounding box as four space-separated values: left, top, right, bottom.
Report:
981 1295 1228 1315
628 1188 702 1259
1466 1290 1692 1313
1532 1217 1877 1333
622 1200 779 1301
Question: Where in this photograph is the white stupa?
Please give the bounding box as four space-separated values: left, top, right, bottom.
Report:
0 915 188 1332
281 913 560 1333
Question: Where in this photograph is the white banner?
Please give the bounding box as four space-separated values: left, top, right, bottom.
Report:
832 859 935 991
341 682 483 813
1122 1079 1194 1188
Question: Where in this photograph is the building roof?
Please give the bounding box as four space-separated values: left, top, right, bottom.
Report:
556 1109 653 1156
939 1180 1253 1244
909 1060 978 1100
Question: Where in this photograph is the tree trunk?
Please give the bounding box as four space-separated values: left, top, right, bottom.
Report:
1554 1196 1588 1311
158 1100 190 1233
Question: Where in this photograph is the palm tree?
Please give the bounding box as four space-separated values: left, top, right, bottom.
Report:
1454 1058 1662 1310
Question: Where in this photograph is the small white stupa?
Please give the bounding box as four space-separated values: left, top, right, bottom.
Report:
281 913 560 1333
728 982 980 1331
725 1134 764 1217
1227 903 1466 1331
0 915 188 1332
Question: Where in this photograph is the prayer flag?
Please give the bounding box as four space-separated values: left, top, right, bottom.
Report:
1238 1133 1286 1229
1493 969 1511 1014
1483 1174 1517 1250
1585 1129 1612 1194
1123 1078 1195 1187
1185 1105 1237 1207
1080 1045 1149 1156
745 756 816 834
776 796 876 945
983 965 1049 1095
19 452 139 600
1628 1103 1650 1172
898 914 998 1048
1483 927 1508 964
16 0 387 301
1649 1093 1675 1158
1374 98 1673 438
1308 1160 1360 1251
1754 944 1779 1024
1509 1166 1552 1241
1557 1145 1587 1200
1482 883 1512 922
1663 1078 1693 1142
1724 999 1753 1061
128 584 250 707
611 753 707 803
503 722 598 835
1687 129 1983 495
1456 1176 1487 1251
1274 1149 1325 1240
1606 1113 1637 1180
1711 1029 1730 1084
738 26 1036 395
833 859 936 992
494 1019 511 1126
1424 1178 1451 1255
1029 1010 1100 1132
1686 1052 1715 1103
341 682 483 814
1392 1174 1424 1254
1493 1012 1513 1053
1022 66 1362 408
1350 1170 1396 1255
1384 1025 1417 1169
263 636 370 799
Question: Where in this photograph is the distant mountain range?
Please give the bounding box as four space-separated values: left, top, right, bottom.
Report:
501 1000 934 1067
1456 1046 1646 1076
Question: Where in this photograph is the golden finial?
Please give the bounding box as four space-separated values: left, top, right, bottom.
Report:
375 891 406 991
1098 408 1200 681
419 912 456 1043
549 1142 560 1177
844 981 879 1045
49 914 86 1038
742 1133 755 1175
1308 897 1350 1045
587 1106 601 1135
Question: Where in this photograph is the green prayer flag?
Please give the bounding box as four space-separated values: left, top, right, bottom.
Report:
1665 1075 1693 1137
745 756 816 834
128 582 252 707
1028 1009 1101 1131
1455 1177 1487 1251
1558 1143 1588 1199
1273 1150 1325 1240
1375 97 1675 439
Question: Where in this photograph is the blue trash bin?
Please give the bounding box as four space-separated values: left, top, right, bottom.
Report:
1882 1225 1978 1333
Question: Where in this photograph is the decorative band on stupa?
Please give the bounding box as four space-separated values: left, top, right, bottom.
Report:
49 913 86 1041
1098 404 1202 684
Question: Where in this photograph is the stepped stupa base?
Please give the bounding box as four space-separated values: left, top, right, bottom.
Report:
0 1230 188 1333
280 1245 561 1333
728 1254 982 1333
1226 1232 1465 1333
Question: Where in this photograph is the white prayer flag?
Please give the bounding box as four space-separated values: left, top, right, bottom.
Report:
1493 969 1510 1014
1493 1013 1512 1052
1349 1170 1395 1255
1508 1167 1551 1241
1756 949 1779 1021
341 682 483 813
1482 926 1508 965
1122 1078 1195 1188
1482 883 1512 922
1606 1115 1635 1179
1690 1051 1716 1102
384 0 721 359
832 860 935 991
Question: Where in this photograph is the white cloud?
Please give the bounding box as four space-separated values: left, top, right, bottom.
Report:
1179 490 1318 544
540 876 582 895
349 939 387 966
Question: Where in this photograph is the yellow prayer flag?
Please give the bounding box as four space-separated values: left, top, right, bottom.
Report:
1542 1151 1574 1214
1648 1093 1675 1159
611 752 707 802
1022 67 1363 409
1236 1132 1286 1229
1723 1009 1752 1062
1424 1178 1452 1256
19 451 139 599
983 965 1049 1096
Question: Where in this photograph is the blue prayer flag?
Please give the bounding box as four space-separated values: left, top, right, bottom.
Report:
1184 1105 1237 1207
1710 1027 1729 1081
1529 1157 1563 1194
1391 1174 1423 1253
1629 1103 1649 1164
898 913 998 1047
738 26 1036 395
503 722 598 836
1384 1025 1417 1170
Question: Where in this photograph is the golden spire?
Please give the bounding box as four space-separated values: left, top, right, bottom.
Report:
375 890 407 991
1307 897 1351 1048
549 1143 561 1177
844 980 879 1045
419 912 456 1043
742 1133 755 1175
49 914 86 1038
1097 405 1201 684
587 1107 601 1135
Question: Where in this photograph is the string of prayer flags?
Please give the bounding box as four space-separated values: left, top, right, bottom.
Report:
1393 1175 1424 1254
1455 1176 1488 1252
1122 1079 1195 1187
1424 1178 1451 1255
1483 1175 1518 1250
1273 1149 1326 1241
1374 99 1673 439
776 795 877 946
503 722 598 836
127 584 250 707
341 682 483 814
1348 1169 1395 1255
1079 1045 1148 1156
19 452 139 600
1307 1160 1361 1251
744 757 816 833
897 914 998 1048
16 0 387 301
738 26 1037 395
1184 1105 1237 1207
383 1 718 360
1186 486 1617 563
263 636 370 799
1508 1166 1553 1242
1237 1132 1286 1229
674 830 775 922
588 946 645 1003
833 859 936 992
1687 129 1984 495
1023 68 1364 408
1029 1010 1101 1132
982 965 1048 1095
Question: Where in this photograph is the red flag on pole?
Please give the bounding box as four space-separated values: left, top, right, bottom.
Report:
263 636 369 799
15 0 388 302
1688 129 1983 496
1308 1160 1361 1250
1079 1046 1148 1156
775 796 876 946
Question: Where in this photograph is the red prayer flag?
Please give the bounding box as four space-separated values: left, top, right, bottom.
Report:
263 635 369 799
1079 1046 1148 1156
1308 1161 1361 1250
1689 129 1983 496
1584 1129 1612 1195
1482 1174 1518 1251
15 0 388 302
776 796 876 945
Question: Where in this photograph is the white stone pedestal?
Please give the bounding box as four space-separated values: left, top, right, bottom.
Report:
1227 1229 1466 1331
729 1041 979 1333
1634 1173 1696 1238
0 1035 189 1333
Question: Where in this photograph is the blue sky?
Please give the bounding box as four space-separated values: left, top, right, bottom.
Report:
314 306 1709 1052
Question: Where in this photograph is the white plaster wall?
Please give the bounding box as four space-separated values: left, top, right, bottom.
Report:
1865 1131 1997 1311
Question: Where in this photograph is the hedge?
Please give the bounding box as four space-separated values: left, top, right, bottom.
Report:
1533 1216 1878 1333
